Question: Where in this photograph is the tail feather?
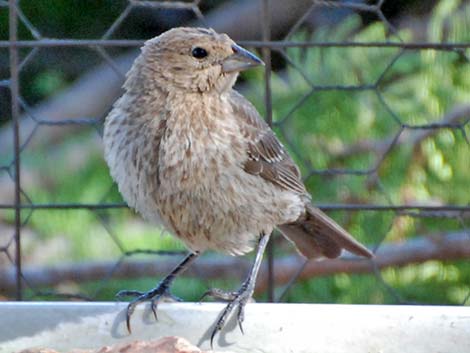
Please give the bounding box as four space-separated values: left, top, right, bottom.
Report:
278 204 373 259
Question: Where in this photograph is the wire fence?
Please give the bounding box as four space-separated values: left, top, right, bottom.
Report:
1 0 470 305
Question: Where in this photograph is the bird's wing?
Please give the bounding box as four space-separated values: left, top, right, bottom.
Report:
229 90 306 195
228 92 373 260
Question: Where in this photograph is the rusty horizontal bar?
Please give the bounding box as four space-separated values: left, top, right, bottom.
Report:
0 39 469 50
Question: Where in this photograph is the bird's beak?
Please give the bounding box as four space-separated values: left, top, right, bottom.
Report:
221 44 264 73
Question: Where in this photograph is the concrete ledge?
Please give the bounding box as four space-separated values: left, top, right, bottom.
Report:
1 302 469 352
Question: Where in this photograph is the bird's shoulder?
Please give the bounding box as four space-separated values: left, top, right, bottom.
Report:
227 90 306 195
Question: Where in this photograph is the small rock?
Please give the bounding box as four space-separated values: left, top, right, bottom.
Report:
18 336 218 353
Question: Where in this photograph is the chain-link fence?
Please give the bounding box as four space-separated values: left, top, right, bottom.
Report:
1 0 469 306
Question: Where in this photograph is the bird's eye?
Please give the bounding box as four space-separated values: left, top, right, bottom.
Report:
192 47 208 59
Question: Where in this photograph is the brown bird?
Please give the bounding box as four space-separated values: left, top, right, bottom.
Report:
103 27 373 345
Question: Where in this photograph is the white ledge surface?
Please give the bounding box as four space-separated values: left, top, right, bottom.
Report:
1 302 470 353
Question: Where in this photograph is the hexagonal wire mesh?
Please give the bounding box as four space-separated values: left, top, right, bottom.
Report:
1 0 469 306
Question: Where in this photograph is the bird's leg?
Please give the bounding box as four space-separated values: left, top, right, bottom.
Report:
202 233 270 347
117 251 199 333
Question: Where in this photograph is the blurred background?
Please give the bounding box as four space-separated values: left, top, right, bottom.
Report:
0 0 469 306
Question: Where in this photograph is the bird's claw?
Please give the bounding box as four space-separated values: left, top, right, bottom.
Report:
116 289 146 298
116 284 180 333
199 287 238 302
208 283 254 348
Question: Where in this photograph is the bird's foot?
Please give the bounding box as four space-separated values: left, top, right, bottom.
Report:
116 283 181 333
202 282 255 347
200 287 238 302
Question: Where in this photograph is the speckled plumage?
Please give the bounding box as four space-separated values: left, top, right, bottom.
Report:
103 27 372 260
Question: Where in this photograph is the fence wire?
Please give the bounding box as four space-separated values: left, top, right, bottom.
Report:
1 0 470 305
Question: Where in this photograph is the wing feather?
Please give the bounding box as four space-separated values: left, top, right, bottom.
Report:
229 90 306 195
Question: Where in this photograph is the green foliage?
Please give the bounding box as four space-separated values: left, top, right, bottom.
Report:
242 3 470 304
246 5 470 245
31 70 68 99
4 0 128 40
281 261 470 305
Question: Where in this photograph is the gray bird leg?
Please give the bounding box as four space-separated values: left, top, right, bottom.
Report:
117 251 199 333
203 233 270 348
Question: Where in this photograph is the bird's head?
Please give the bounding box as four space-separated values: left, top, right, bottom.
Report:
128 27 264 94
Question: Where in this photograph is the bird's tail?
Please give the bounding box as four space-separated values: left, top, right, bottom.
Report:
278 203 373 259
